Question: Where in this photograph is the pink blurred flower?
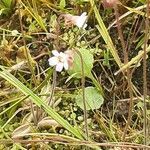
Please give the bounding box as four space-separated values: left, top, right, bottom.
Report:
63 12 88 29
102 0 119 8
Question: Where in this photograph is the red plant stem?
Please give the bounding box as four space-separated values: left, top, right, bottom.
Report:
114 4 133 140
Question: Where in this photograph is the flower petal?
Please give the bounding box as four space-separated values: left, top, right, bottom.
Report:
59 52 66 58
48 57 59 66
80 12 87 17
82 23 87 29
75 13 87 29
52 50 60 56
64 60 69 70
56 62 64 72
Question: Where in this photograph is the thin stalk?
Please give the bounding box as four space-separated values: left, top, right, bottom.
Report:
114 4 126 63
143 1 150 147
48 68 57 106
114 4 133 140
75 49 88 141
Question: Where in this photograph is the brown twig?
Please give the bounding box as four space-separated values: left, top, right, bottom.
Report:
143 1 150 147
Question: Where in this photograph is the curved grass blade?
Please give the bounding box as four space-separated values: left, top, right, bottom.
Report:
115 45 150 75
0 67 84 140
90 0 122 67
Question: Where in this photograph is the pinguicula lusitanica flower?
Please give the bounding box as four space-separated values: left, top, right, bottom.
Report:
63 12 88 29
48 50 74 72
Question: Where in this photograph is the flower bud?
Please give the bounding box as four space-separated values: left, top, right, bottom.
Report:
102 0 119 8
64 50 74 68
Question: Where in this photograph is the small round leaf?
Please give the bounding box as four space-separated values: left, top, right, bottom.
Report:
75 86 104 110
68 48 94 78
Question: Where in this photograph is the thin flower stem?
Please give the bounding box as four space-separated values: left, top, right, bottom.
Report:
114 3 134 141
48 68 57 106
75 49 88 141
114 4 126 63
143 1 150 147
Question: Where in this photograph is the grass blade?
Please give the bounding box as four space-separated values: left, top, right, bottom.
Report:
0 67 84 140
90 0 122 67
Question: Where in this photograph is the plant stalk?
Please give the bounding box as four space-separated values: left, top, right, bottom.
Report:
113 3 133 140
143 1 150 147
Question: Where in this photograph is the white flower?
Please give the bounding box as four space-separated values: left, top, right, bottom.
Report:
63 12 88 29
48 50 69 72
74 12 88 29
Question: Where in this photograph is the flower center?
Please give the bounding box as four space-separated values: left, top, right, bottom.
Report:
58 56 65 63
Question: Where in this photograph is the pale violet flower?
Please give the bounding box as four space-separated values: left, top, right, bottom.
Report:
74 12 88 29
63 12 88 29
48 50 69 72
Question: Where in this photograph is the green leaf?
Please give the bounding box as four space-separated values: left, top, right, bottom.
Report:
59 0 66 8
2 0 12 8
75 87 104 110
68 48 94 78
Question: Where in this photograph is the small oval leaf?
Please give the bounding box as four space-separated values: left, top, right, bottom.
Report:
12 123 32 139
38 117 61 129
